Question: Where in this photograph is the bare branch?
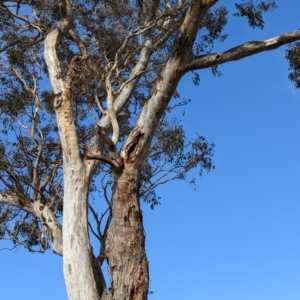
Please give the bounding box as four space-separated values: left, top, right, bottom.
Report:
88 221 102 243
96 38 153 131
116 68 151 96
101 176 112 210
0 193 33 214
10 68 45 198
120 0 218 166
0 4 45 34
94 93 106 115
83 39 154 182
0 194 63 255
187 29 300 71
101 17 165 146
86 151 122 171
40 150 62 191
105 75 119 146
0 240 46 253
0 152 24 193
66 29 88 56
32 201 63 256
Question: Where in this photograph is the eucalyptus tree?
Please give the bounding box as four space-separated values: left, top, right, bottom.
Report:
0 1 299 299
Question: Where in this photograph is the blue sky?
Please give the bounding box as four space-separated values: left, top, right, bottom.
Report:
1 1 300 299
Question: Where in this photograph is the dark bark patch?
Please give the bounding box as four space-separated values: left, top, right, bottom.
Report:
176 68 182 77
53 92 62 109
90 249 106 298
124 214 129 226
125 130 144 163
127 205 140 226
17 197 24 206
70 234 74 249
68 264 72 275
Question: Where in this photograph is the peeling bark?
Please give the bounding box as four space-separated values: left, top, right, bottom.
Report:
105 171 148 300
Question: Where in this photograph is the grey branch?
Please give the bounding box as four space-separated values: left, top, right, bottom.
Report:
0 193 33 214
187 29 300 71
0 193 63 255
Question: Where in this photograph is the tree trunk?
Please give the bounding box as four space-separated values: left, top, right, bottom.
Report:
105 169 149 300
63 162 105 300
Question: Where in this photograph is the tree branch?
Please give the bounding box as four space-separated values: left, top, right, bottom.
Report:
44 0 72 94
86 152 122 171
44 0 82 164
0 152 24 193
187 29 300 71
10 68 44 198
97 39 153 131
0 193 33 214
84 36 154 181
120 0 217 166
0 3 45 34
0 193 63 255
66 29 88 56
102 19 163 146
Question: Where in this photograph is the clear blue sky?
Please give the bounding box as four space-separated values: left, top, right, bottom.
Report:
1 1 300 299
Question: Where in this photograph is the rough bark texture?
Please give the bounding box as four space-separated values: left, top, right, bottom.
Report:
105 171 148 300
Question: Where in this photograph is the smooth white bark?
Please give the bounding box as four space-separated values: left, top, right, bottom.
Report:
43 1 104 299
63 162 104 299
